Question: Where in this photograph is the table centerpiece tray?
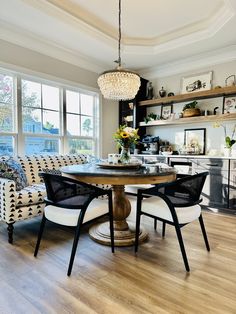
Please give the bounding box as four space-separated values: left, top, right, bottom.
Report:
96 162 141 170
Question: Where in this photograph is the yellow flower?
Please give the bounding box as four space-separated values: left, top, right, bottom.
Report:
121 131 129 138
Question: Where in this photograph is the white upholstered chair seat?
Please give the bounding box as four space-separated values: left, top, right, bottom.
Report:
141 196 201 224
125 184 153 194
44 199 109 227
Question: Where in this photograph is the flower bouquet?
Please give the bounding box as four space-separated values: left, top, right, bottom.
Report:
113 125 139 163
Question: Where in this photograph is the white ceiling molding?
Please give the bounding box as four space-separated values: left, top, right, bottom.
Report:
33 0 233 51
140 45 236 79
22 0 117 47
124 3 234 54
0 21 106 74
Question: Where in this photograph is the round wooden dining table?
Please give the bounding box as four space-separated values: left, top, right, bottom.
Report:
61 163 176 246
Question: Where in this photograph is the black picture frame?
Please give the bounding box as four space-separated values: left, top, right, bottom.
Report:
184 128 206 155
222 96 236 114
161 104 173 120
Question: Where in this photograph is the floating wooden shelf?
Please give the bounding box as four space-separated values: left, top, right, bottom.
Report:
139 113 236 127
138 86 236 107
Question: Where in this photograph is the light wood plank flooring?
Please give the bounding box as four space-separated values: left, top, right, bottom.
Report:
0 202 236 314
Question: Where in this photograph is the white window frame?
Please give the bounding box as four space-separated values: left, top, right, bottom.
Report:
0 67 100 157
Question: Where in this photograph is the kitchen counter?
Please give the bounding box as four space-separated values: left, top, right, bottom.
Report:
133 154 236 160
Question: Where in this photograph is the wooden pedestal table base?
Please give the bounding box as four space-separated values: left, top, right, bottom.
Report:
89 185 148 246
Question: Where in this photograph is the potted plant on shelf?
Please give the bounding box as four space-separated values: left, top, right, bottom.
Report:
144 112 158 124
182 101 201 118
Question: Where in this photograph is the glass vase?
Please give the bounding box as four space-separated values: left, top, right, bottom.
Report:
120 146 131 164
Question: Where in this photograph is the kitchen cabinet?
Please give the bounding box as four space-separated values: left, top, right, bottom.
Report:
229 159 236 209
193 158 229 209
119 77 148 139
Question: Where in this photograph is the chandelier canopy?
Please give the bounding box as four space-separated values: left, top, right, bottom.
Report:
97 0 140 101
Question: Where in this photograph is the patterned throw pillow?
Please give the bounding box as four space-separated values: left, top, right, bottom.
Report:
0 158 28 191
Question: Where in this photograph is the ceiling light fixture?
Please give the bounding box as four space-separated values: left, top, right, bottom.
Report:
97 0 140 101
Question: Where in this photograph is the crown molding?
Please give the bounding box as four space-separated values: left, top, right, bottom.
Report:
124 1 234 54
22 0 234 53
139 45 236 79
0 21 107 74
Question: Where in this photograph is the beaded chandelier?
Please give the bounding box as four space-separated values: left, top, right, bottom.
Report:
97 0 140 101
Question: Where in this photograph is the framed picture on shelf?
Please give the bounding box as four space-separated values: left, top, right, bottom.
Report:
161 104 173 120
184 128 206 155
181 71 212 94
222 96 236 114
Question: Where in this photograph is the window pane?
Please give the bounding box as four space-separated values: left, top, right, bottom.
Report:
68 139 94 155
66 114 80 136
81 116 93 136
81 94 93 116
0 74 13 104
22 108 42 133
22 80 41 108
0 136 14 156
42 85 59 110
66 90 79 114
43 110 60 135
0 103 14 132
25 137 59 155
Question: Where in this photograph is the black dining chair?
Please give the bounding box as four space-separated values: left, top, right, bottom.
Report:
34 173 114 276
134 172 210 272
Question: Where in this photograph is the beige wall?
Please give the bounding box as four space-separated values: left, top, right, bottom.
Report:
0 39 119 157
101 98 119 158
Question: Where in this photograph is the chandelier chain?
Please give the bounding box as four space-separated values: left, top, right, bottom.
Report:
118 0 121 66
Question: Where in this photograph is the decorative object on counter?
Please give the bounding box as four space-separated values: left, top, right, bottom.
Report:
181 71 212 94
146 82 154 100
213 107 219 115
160 144 173 156
202 109 210 116
161 104 173 119
223 96 236 114
184 128 206 155
97 0 140 100
214 85 222 89
141 135 159 154
182 100 201 117
159 86 166 98
167 92 175 97
213 122 236 157
113 125 139 163
128 102 134 110
225 75 236 87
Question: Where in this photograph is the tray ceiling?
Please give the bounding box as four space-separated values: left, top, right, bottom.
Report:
0 0 236 77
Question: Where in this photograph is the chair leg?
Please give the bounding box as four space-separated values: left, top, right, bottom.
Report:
154 218 157 230
135 197 142 253
67 212 85 276
7 223 14 244
174 225 190 272
108 194 115 253
34 214 46 257
162 222 166 238
198 214 210 251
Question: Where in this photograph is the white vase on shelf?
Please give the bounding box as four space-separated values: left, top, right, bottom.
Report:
223 147 231 157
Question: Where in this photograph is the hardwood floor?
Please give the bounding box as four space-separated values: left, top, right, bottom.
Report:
0 202 236 314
